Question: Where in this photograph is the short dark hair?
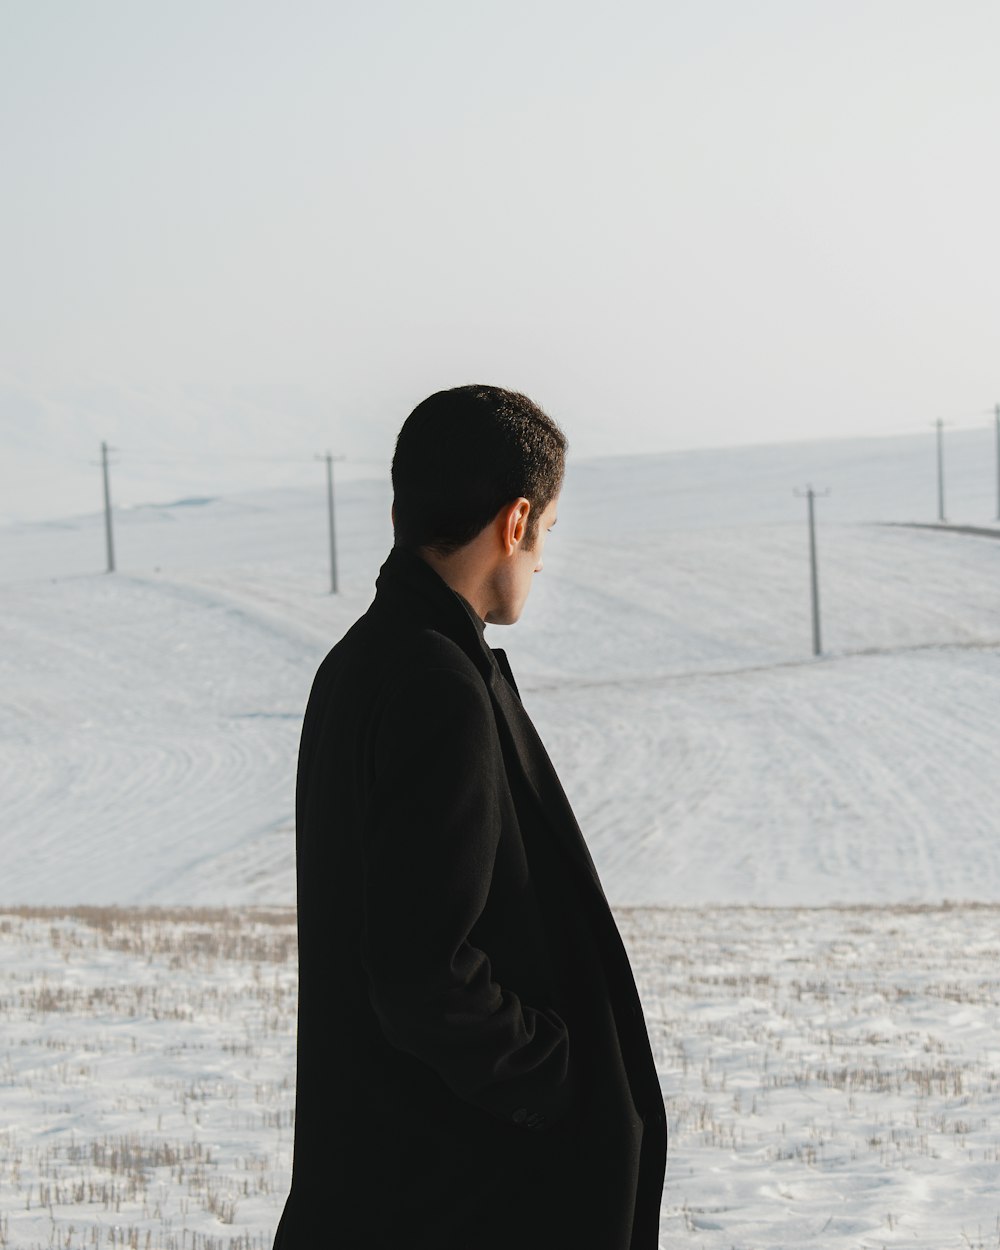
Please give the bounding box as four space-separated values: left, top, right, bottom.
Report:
391 385 567 556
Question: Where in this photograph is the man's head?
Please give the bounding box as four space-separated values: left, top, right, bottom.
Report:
391 385 566 554
391 385 567 624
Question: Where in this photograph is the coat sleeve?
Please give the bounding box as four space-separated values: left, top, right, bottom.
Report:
360 662 578 1132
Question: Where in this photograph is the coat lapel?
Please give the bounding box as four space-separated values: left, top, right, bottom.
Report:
484 665 609 904
372 547 609 905
490 647 520 700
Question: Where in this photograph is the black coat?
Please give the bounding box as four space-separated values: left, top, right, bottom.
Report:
272 545 667 1249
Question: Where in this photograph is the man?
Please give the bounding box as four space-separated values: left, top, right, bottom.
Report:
272 385 667 1249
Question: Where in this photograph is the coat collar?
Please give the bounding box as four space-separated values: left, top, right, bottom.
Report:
372 544 499 684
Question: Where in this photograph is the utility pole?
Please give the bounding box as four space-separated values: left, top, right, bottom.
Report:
794 485 829 657
995 403 999 522
101 441 115 573
316 452 345 593
935 418 946 523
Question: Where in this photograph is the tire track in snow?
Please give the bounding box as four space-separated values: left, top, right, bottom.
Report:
520 634 1000 698
529 647 1000 907
0 574 311 904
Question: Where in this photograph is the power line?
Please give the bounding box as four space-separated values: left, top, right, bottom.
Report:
117 454 323 466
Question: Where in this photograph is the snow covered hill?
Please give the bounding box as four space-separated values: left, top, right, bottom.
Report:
2 427 998 906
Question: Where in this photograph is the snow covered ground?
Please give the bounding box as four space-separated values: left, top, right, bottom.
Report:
2 425 998 907
2 903 998 1250
2 425 999 1247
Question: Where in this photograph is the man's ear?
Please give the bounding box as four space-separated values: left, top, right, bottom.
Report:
501 498 531 555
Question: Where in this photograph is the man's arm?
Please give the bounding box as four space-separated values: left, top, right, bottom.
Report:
360 662 577 1131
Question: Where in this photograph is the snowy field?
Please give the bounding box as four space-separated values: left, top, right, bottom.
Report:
2 425 999 1247
1 425 998 907
2 903 999 1250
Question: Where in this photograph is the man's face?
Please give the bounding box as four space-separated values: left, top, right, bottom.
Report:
486 492 559 626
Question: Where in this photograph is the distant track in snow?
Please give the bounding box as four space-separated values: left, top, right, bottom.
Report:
521 634 1000 696
874 520 1000 540
528 644 1000 908
0 571 314 906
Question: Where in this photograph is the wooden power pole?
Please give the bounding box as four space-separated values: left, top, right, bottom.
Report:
794 485 829 657
101 441 115 573
317 452 345 593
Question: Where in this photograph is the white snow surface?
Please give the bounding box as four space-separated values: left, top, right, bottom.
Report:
2 426 999 907
3 427 1000 1250
3 902 999 1250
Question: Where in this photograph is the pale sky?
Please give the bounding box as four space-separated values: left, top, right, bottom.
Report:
2 0 999 517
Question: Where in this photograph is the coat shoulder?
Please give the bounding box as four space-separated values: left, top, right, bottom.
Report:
316 609 491 717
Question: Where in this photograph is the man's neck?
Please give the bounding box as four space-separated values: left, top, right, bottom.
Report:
415 544 492 623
